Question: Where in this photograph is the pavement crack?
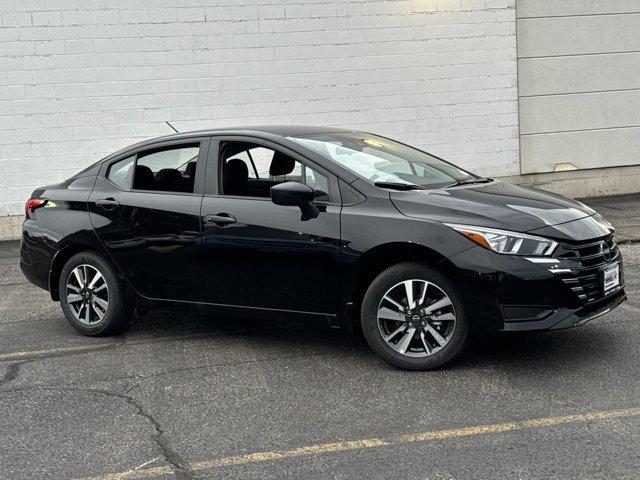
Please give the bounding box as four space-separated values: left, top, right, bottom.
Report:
618 238 640 245
0 350 341 393
0 361 26 387
87 387 194 480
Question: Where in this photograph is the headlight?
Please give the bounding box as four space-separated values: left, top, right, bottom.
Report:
445 224 558 256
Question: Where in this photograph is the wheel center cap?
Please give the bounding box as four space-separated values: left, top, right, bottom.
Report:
411 314 421 324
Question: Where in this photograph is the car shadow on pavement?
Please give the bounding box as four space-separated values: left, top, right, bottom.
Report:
123 309 621 372
456 327 621 370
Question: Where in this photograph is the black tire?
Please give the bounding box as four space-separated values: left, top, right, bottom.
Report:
58 251 132 336
361 262 468 370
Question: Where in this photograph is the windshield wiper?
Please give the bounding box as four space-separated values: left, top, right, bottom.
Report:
444 177 492 188
374 181 426 191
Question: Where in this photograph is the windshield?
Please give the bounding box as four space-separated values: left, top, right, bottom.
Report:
287 133 477 188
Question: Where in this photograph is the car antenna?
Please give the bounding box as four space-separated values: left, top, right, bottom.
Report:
165 121 179 133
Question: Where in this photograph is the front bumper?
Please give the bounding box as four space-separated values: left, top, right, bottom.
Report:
447 236 626 332
501 287 626 332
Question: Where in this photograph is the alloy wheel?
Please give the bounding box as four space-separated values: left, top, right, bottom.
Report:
377 279 456 357
66 264 109 325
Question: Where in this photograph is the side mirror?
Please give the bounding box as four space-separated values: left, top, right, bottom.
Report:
270 181 319 221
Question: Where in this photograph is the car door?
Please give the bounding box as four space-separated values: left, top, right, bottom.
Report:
200 136 343 315
88 137 210 302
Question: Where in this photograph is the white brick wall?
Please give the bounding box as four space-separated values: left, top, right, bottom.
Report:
0 0 518 222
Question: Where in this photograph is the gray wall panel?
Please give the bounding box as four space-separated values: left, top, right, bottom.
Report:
517 0 640 18
517 14 640 58
517 0 640 173
521 127 640 174
520 90 640 134
518 52 640 97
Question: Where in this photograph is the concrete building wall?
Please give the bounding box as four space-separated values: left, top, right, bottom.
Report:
0 0 519 239
516 0 640 174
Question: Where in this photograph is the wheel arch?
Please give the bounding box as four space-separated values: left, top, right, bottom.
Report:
49 243 100 301
339 242 461 330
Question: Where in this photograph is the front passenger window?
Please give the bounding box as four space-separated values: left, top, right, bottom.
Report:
227 151 257 179
305 168 330 202
220 141 332 202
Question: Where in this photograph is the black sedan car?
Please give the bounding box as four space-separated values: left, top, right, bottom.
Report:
20 126 626 369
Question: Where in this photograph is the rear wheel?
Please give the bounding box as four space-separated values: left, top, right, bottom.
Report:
59 251 132 336
361 262 468 370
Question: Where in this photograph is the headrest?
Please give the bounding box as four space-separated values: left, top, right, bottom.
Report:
269 151 296 176
156 168 183 185
223 159 249 189
185 162 197 178
222 143 250 160
133 165 155 190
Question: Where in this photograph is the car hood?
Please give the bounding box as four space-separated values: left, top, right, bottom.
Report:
390 180 611 241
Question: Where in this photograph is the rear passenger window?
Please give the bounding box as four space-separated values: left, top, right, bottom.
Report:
107 155 135 189
133 145 200 193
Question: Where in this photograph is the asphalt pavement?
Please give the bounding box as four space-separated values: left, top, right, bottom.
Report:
1 194 639 479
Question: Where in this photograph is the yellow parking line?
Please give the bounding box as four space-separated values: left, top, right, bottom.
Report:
76 406 640 480
0 326 293 362
0 343 115 361
0 332 219 362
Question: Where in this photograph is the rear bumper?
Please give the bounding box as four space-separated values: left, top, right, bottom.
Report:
20 223 54 292
20 255 49 291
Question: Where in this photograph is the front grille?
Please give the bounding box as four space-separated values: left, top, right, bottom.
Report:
553 235 623 304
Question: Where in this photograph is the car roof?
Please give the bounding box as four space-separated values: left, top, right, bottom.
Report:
175 125 357 137
98 125 359 162
129 125 358 148
84 125 364 184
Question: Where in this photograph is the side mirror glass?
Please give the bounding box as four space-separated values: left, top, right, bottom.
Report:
270 181 319 220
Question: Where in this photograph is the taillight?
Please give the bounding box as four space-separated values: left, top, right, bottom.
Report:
25 198 47 219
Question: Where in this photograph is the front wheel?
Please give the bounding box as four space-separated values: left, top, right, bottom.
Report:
361 262 468 370
59 251 132 336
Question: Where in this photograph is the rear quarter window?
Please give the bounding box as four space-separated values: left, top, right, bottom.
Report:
107 155 135 189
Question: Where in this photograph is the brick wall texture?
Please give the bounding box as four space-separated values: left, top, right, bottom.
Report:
0 0 518 219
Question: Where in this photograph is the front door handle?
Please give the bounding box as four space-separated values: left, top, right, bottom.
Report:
206 213 237 226
96 198 120 209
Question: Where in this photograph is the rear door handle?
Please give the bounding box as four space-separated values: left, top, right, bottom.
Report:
206 213 237 226
96 198 120 209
